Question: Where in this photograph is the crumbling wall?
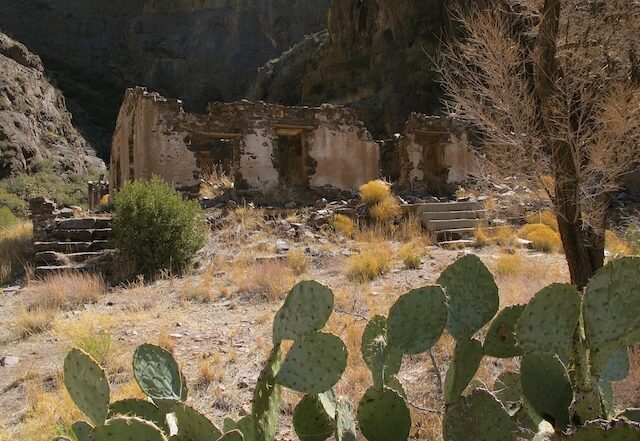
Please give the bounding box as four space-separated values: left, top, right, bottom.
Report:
110 87 199 195
397 113 477 190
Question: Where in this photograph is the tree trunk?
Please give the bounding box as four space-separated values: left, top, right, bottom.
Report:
533 0 604 289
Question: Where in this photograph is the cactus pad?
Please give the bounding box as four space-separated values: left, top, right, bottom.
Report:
71 420 94 441
273 281 334 343
483 305 525 358
437 254 499 340
444 336 483 404
493 371 522 404
276 332 347 394
361 315 402 377
109 399 169 434
63 348 110 425
133 344 182 400
223 416 255 441
617 409 640 423
584 257 640 365
521 353 573 431
335 397 357 441
516 284 581 356
217 431 245 441
252 345 283 441
293 395 335 441
601 348 630 382
560 419 640 440
443 389 513 441
387 286 447 355
93 416 167 441
357 387 410 441
172 403 222 441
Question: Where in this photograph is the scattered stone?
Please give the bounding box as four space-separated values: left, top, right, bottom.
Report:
0 356 20 367
275 240 290 253
314 198 328 209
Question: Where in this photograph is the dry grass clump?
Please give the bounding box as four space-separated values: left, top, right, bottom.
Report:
347 243 393 281
235 260 294 301
399 241 426 269
494 254 525 277
0 220 32 284
474 225 519 248
23 272 105 311
287 248 308 276
605 230 632 257
77 330 112 368
369 197 401 224
15 307 56 337
332 214 356 237
200 167 234 198
359 180 392 206
525 210 559 232
180 268 216 303
518 223 562 253
198 352 225 386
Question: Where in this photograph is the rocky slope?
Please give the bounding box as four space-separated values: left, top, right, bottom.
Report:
0 32 104 180
251 0 451 137
0 0 331 156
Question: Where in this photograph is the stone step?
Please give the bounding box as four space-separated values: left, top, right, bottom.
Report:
35 251 69 266
34 241 109 253
35 250 114 265
425 218 488 232
421 210 487 221
436 227 481 240
35 263 96 278
439 239 476 249
54 217 111 230
52 228 111 241
412 201 485 214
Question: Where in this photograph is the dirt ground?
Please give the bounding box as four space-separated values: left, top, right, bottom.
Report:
1 209 638 441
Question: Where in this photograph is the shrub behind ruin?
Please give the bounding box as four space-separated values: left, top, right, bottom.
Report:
111 177 206 277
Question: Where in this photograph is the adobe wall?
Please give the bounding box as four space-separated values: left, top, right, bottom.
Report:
397 113 477 189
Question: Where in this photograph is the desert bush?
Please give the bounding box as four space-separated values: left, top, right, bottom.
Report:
332 214 356 237
369 197 401 224
359 180 391 206
0 220 32 284
111 177 207 276
518 223 562 252
525 210 559 232
287 248 308 275
23 272 104 310
347 243 392 281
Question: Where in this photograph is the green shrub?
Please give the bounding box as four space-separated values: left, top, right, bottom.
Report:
111 177 207 277
0 206 18 230
626 224 640 255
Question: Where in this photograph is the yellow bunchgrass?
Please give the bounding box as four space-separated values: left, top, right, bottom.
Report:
370 197 401 224
347 243 393 281
494 253 525 277
474 225 519 248
359 180 392 206
0 220 32 284
524 210 558 232
287 248 308 276
400 241 426 269
605 230 632 257
15 307 56 337
234 260 294 301
23 272 105 311
518 223 562 253
332 214 356 237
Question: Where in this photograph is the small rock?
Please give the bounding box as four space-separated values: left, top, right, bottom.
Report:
237 380 249 389
0 356 20 367
314 198 328 209
170 333 184 339
276 240 290 253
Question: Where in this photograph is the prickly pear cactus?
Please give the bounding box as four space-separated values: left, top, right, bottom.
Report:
293 395 335 441
252 345 283 441
617 409 640 423
483 305 525 358
387 286 447 355
335 397 357 441
223 416 255 441
273 280 334 343
217 430 245 441
133 344 183 401
493 371 522 404
444 335 483 404
93 416 168 441
357 387 410 441
521 353 573 431
71 420 93 441
516 284 581 356
361 315 402 377
63 348 110 426
172 403 222 441
443 389 513 441
437 254 499 340
583 257 640 373
109 399 169 434
276 331 347 393
601 348 630 382
560 419 640 440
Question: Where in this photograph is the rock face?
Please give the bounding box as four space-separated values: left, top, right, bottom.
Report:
0 32 104 179
251 0 450 137
0 0 331 155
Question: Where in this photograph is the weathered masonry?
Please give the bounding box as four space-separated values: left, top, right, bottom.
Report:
110 87 477 198
110 87 381 196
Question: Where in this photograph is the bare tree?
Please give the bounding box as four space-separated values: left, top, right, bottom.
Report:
439 0 640 288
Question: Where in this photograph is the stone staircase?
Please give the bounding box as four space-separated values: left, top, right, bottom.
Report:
30 198 114 277
409 201 487 245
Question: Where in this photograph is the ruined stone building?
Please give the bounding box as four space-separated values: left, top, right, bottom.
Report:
110 87 476 198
